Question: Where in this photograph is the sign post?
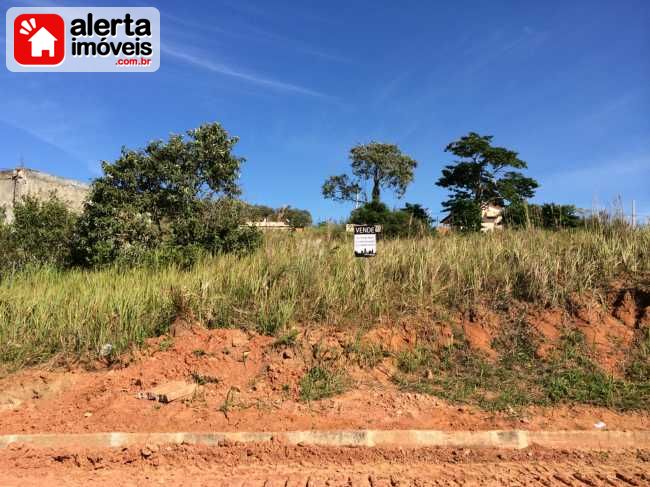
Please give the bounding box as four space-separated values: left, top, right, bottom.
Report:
350 224 381 257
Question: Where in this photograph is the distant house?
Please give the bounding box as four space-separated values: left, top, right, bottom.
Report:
29 27 57 57
246 218 293 231
439 203 504 232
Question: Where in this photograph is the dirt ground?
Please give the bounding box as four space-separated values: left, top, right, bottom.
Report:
1 442 649 486
1 293 649 485
1 323 649 435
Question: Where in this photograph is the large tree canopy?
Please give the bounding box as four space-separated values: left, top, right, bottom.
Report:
436 132 538 210
73 122 258 266
323 142 417 204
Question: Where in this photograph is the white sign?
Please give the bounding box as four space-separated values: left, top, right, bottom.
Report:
346 224 382 233
353 225 377 257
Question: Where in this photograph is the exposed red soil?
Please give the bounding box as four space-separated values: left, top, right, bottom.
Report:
1 317 649 436
1 442 649 486
469 284 650 375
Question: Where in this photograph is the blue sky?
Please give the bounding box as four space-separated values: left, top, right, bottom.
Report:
1 0 648 223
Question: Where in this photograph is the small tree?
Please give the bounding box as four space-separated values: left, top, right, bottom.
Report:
323 142 417 204
72 122 259 266
244 204 275 221
9 194 77 265
284 207 312 228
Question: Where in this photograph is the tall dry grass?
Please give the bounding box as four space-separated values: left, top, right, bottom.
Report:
1 227 648 369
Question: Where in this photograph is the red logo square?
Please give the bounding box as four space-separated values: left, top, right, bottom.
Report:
13 14 65 66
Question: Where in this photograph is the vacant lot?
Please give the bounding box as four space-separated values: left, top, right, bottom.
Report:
0 227 648 416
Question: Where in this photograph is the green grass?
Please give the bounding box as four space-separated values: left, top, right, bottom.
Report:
0 227 649 371
272 328 299 348
299 366 348 401
394 323 650 412
344 332 389 369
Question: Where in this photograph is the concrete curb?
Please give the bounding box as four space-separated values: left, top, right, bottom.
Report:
1 429 649 450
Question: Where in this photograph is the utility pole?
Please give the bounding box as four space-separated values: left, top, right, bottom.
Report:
632 200 636 228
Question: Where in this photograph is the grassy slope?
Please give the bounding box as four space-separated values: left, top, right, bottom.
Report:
0 227 649 375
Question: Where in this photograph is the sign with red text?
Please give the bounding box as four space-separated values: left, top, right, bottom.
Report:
6 7 160 72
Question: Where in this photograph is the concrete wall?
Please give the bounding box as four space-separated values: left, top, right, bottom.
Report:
0 168 89 222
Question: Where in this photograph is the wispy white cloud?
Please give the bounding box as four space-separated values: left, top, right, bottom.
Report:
0 94 107 175
162 45 333 99
463 27 550 76
165 13 350 64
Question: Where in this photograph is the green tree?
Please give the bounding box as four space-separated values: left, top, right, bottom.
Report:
445 199 482 232
323 142 417 204
72 122 258 266
244 204 275 221
9 194 77 266
283 207 312 228
401 203 432 227
436 132 538 210
349 201 429 238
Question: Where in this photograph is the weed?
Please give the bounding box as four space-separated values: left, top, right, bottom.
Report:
273 328 299 348
299 366 348 401
344 335 388 368
626 327 650 382
158 336 174 352
218 386 239 419
190 372 220 385
396 347 435 374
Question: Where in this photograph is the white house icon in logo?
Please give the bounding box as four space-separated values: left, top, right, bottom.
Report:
19 18 57 57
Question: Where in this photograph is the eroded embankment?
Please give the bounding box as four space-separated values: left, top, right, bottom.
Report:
0 280 648 435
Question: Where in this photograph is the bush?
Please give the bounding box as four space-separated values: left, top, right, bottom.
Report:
299 366 348 401
284 207 312 228
349 201 432 238
443 199 482 232
504 202 580 229
173 198 263 255
2 194 76 268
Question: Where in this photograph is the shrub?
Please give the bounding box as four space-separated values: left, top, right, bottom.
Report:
284 207 312 228
503 202 580 229
443 199 482 232
299 366 348 401
172 198 262 255
3 194 77 267
349 201 431 238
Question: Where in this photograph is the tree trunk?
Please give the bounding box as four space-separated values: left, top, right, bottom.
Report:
372 177 380 203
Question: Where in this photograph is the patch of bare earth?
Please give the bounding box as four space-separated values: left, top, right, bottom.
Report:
0 442 649 486
1 313 649 435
